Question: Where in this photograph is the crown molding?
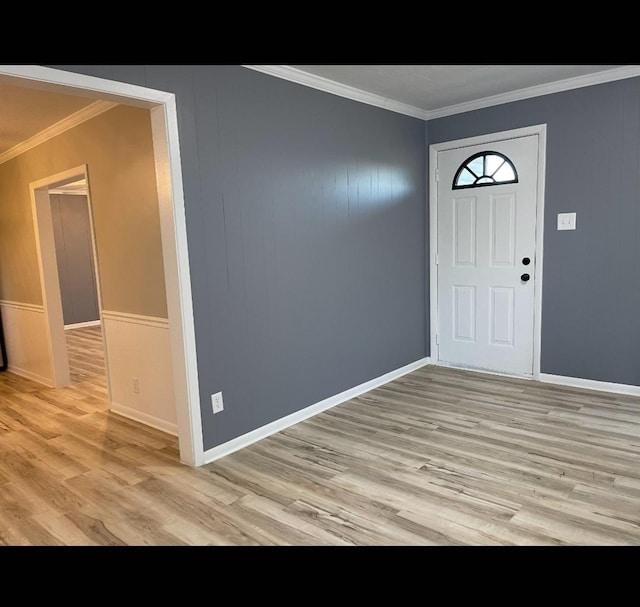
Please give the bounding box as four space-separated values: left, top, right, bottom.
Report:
425 65 640 120
243 65 430 120
243 65 640 122
4 65 640 169
0 99 118 165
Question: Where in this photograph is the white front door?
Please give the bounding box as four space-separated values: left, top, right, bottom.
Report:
435 133 540 376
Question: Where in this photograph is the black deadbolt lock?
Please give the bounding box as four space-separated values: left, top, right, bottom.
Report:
521 273 530 282
522 257 531 265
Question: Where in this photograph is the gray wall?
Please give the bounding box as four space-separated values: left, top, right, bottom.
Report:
50 193 100 326
51 65 640 452
52 65 427 450
428 76 640 386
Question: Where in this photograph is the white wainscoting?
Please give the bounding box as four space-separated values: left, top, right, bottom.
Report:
101 310 177 435
0 300 54 386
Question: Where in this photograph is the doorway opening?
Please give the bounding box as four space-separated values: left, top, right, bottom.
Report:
30 166 109 391
0 65 203 466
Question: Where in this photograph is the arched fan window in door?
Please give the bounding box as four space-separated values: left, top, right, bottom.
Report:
452 151 518 189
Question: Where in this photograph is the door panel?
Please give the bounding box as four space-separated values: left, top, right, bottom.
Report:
454 285 476 341
490 286 514 346
436 134 539 376
453 196 476 266
490 193 516 266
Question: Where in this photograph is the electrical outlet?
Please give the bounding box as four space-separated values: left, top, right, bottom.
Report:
132 378 140 394
557 212 576 230
211 392 224 414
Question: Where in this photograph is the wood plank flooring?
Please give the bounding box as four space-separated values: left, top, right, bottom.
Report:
1 326 639 545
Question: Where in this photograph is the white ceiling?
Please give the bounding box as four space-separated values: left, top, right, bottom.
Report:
286 64 630 116
0 64 635 159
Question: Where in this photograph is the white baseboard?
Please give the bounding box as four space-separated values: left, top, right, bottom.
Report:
6 365 54 387
203 356 431 465
430 359 535 381
429 361 640 398
64 320 101 330
539 373 640 397
110 401 178 436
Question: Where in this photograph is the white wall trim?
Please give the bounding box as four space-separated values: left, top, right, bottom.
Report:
0 65 176 104
203 356 430 464
532 127 547 378
5 365 54 387
0 299 44 314
0 100 118 165
425 66 640 120
101 310 168 329
245 65 640 121
64 320 101 330
242 65 430 120
48 188 87 195
428 124 547 380
539 373 640 397
149 100 205 466
110 401 178 436
427 361 640 398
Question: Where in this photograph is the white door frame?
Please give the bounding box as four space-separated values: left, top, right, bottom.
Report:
428 124 547 379
0 65 204 467
30 165 110 391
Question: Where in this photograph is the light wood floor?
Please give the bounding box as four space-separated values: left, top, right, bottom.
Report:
1 326 640 545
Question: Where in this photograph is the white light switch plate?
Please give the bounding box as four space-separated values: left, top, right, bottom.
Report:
557 212 576 230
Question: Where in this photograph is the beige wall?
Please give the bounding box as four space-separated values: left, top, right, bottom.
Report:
0 105 168 319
